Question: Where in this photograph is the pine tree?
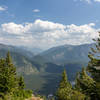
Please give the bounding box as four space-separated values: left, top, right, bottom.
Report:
0 52 17 94
56 69 72 100
6 51 12 64
6 52 16 75
0 52 32 99
87 32 100 82
75 68 97 100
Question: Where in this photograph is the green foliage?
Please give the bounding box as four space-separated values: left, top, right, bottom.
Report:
0 54 17 93
56 32 100 100
6 52 12 64
95 82 100 99
56 69 87 100
87 33 100 82
12 89 32 100
75 68 96 99
56 69 72 100
59 69 72 89
41 95 47 100
18 76 25 90
75 68 96 93
71 90 86 100
0 52 32 100
74 33 100 100
0 90 32 100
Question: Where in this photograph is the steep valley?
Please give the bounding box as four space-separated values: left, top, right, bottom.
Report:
0 43 92 95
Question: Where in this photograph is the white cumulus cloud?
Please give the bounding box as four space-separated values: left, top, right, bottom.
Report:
33 9 40 13
1 23 25 35
0 19 99 49
94 0 100 2
80 0 92 3
79 0 100 3
0 6 7 11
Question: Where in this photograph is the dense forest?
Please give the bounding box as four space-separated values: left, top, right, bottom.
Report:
0 33 100 100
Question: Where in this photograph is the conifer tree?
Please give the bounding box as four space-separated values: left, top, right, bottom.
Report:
75 68 97 100
86 32 100 99
6 52 16 75
0 52 32 99
87 32 100 82
56 69 72 100
0 52 17 94
6 51 12 64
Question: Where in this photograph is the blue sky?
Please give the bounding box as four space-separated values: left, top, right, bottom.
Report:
0 0 100 49
0 0 100 25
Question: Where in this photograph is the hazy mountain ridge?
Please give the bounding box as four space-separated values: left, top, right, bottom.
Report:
39 44 93 65
17 46 44 55
0 43 35 58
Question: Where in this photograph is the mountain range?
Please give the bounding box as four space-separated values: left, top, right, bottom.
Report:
38 44 93 65
0 43 93 95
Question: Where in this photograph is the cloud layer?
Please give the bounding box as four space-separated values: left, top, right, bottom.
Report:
94 0 100 2
79 0 100 3
0 19 99 49
80 0 91 3
0 6 7 11
33 9 40 13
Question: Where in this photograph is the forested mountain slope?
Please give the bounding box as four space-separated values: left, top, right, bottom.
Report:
0 43 92 95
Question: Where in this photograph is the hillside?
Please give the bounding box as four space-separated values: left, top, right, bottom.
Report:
0 43 92 95
38 44 93 65
0 43 34 58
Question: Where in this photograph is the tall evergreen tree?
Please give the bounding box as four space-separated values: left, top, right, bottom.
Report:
0 52 32 100
87 32 100 82
75 68 96 100
56 69 86 100
56 32 100 100
56 69 72 100
6 52 16 75
0 52 17 94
